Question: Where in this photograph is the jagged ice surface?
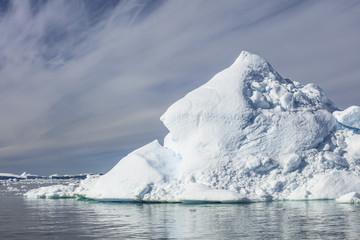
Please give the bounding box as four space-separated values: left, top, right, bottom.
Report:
334 106 360 130
25 51 360 202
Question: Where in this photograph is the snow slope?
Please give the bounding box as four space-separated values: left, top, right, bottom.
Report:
25 51 360 202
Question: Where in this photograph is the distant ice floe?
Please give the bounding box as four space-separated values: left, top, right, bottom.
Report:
0 173 26 180
24 51 360 203
0 172 97 180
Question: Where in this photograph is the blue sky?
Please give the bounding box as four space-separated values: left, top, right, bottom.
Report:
1 0 359 175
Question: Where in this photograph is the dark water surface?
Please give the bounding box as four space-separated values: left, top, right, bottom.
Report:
1 196 360 239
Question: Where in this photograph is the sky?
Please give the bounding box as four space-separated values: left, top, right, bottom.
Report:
0 0 359 175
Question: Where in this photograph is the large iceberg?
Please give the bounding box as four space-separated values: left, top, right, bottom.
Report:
25 51 360 202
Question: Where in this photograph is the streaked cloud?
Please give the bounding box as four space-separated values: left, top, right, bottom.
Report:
1 0 359 174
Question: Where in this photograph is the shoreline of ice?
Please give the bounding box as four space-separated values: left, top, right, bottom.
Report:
24 183 360 204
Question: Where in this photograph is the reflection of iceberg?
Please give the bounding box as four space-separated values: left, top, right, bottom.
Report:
25 51 360 202
19 198 360 238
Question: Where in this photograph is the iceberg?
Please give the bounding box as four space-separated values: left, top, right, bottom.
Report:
25 51 360 202
334 106 360 130
336 192 360 204
20 172 47 179
0 173 26 180
24 184 76 199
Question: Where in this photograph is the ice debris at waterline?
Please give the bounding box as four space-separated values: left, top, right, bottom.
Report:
24 51 360 203
336 192 360 204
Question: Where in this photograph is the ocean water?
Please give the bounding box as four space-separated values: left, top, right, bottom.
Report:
1 181 360 239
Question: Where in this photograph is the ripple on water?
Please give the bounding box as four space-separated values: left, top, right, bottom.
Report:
0 197 360 239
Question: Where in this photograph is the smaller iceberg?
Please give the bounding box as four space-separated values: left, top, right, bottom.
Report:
333 106 360 130
336 192 360 204
20 172 46 179
24 184 76 199
0 173 25 180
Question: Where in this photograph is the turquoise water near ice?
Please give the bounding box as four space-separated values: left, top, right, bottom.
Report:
1 195 360 239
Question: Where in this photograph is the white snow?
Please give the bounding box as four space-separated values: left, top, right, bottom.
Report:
333 106 360 130
345 133 360 164
288 170 360 200
24 184 76 199
336 192 360 204
24 51 360 202
73 140 181 201
178 183 250 203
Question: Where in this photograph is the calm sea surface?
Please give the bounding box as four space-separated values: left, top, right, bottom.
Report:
1 181 360 239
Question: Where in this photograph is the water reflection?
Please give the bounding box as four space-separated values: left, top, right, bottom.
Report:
1 197 360 239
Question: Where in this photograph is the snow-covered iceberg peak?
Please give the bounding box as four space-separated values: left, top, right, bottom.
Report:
233 50 277 74
161 51 336 177
232 51 289 83
26 51 360 202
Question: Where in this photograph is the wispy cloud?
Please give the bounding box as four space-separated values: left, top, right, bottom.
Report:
1 0 359 174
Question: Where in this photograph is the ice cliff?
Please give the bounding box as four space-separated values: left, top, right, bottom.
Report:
25 51 360 202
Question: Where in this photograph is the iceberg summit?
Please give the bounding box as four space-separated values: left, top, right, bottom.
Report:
25 51 360 203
